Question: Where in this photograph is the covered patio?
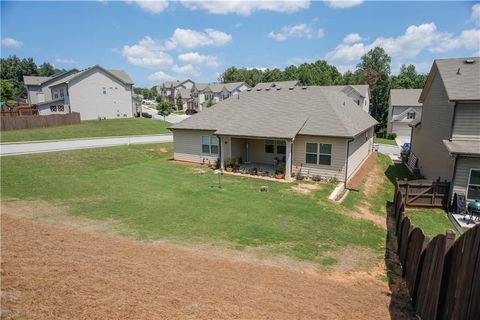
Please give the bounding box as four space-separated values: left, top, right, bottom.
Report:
218 136 293 180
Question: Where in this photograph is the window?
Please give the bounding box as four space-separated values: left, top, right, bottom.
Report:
305 142 332 165
60 88 64 98
276 140 286 155
57 105 64 112
265 140 275 153
53 89 59 99
467 169 480 201
103 87 107 95
407 112 416 119
202 136 219 154
305 143 318 164
50 105 57 112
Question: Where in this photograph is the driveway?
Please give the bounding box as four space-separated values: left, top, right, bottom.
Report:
0 134 173 156
377 144 401 163
141 106 190 124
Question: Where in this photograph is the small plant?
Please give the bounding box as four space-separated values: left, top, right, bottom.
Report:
214 158 221 169
275 162 286 174
311 175 322 182
329 177 338 184
387 132 397 140
296 173 305 181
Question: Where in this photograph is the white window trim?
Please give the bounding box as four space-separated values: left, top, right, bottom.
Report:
466 168 480 201
201 135 219 155
304 142 332 166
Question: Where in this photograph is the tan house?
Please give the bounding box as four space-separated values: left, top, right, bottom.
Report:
191 82 250 111
410 57 480 203
156 79 194 108
387 89 422 141
169 85 376 182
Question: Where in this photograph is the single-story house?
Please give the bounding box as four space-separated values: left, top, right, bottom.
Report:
387 89 422 141
24 65 135 120
170 85 377 182
409 57 480 203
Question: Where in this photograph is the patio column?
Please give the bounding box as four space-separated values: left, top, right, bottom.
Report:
220 136 225 170
285 140 292 181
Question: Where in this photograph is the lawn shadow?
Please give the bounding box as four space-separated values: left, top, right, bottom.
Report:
384 162 415 186
384 203 418 319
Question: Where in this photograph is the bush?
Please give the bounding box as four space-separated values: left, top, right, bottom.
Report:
387 133 397 140
296 173 305 181
311 175 322 182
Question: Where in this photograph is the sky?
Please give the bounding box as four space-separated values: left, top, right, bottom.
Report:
1 1 479 87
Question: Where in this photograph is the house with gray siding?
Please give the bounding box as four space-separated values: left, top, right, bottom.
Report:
24 65 135 120
169 85 376 183
156 79 194 109
191 82 250 111
410 57 480 203
387 89 422 140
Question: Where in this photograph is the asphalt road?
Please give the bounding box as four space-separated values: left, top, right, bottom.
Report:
0 134 173 156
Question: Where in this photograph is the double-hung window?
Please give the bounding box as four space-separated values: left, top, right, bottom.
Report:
305 143 332 165
202 136 219 154
407 112 416 119
276 140 286 154
467 169 480 201
265 140 275 153
60 88 64 98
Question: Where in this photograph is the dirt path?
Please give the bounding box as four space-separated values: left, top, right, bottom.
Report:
1 210 395 320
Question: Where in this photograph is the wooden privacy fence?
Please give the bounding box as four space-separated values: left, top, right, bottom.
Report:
0 112 80 131
394 190 480 320
395 179 450 208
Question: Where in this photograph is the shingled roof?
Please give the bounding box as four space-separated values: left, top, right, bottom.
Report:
170 85 377 139
390 89 423 106
420 57 480 102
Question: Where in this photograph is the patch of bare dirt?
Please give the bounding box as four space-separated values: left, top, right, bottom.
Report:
321 246 382 274
291 183 321 194
1 209 395 319
193 168 207 174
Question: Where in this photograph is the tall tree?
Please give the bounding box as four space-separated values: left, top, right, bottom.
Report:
38 62 60 77
391 64 427 89
356 47 392 132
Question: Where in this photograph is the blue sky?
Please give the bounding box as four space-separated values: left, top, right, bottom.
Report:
1 1 479 87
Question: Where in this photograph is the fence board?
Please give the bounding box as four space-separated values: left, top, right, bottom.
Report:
404 228 427 302
0 113 80 131
398 217 412 266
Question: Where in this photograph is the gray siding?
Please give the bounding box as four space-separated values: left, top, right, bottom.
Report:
292 135 347 181
347 128 373 179
452 103 480 141
452 157 480 199
173 129 219 165
68 69 134 120
411 71 456 181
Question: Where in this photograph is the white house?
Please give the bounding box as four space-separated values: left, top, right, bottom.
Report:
387 89 423 141
24 65 135 120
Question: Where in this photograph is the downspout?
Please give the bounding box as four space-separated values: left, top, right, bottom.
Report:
344 138 354 188
448 102 458 140
448 155 458 209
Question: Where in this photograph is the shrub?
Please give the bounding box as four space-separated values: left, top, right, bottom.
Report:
296 173 305 181
387 133 397 140
276 162 286 173
311 175 322 182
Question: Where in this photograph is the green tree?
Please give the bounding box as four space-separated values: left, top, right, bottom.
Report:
156 97 173 121
176 94 183 110
356 47 391 132
206 100 215 108
391 64 427 89
0 79 15 102
38 62 59 76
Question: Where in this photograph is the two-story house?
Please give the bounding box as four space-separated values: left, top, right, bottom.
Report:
387 89 423 143
24 65 135 120
191 82 250 111
410 57 480 203
156 79 194 108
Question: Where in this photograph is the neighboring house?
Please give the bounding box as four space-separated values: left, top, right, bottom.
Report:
252 80 300 91
156 79 194 108
133 93 143 115
387 89 423 140
24 65 135 120
409 57 480 203
191 81 250 111
175 87 194 110
169 85 376 182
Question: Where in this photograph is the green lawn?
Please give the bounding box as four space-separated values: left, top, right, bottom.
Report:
374 137 398 146
406 209 457 238
0 118 171 143
1 143 385 262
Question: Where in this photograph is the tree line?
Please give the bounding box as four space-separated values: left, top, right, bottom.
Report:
0 55 65 103
219 47 428 133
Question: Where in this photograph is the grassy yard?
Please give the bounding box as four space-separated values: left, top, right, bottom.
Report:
1 143 386 262
374 137 398 146
406 209 457 238
0 118 170 143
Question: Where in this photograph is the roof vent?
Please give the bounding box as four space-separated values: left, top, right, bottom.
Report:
256 88 262 91
247 88 252 91
289 86 294 90
265 88 271 91
465 59 475 64
276 87 281 90
302 86 307 90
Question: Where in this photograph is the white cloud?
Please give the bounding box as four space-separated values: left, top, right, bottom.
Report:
324 0 363 9
469 3 480 26
343 33 362 44
178 52 220 67
268 23 324 41
122 36 173 67
126 0 169 13
164 28 232 50
180 0 310 16
1 37 22 48
55 58 75 64
326 22 480 62
148 70 173 81
171 64 199 75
